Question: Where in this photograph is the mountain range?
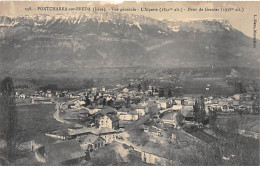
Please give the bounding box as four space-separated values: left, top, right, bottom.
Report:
0 12 259 79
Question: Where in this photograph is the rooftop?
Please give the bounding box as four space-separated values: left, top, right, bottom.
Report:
80 133 100 144
46 139 85 164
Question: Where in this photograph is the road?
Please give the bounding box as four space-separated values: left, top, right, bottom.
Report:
115 132 142 152
159 107 175 114
53 102 71 124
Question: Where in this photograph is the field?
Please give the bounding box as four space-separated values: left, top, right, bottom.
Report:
0 103 72 165
16 104 70 143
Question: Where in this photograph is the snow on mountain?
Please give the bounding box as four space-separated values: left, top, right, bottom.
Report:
0 12 258 73
165 18 234 32
0 13 235 34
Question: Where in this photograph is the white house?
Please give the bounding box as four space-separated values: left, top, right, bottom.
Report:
174 99 182 105
172 105 182 111
74 100 85 107
233 94 241 101
157 100 171 109
123 88 129 93
19 94 26 99
99 115 119 129
139 100 148 107
118 111 138 121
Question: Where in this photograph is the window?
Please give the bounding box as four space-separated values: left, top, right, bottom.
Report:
101 142 103 147
95 144 97 148
98 143 100 148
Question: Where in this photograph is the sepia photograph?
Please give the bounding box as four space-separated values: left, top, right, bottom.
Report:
0 0 259 166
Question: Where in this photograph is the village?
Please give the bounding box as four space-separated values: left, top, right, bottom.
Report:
12 79 259 166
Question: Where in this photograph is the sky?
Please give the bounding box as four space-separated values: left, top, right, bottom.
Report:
0 1 259 39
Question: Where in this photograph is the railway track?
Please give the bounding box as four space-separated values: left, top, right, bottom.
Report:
185 129 218 144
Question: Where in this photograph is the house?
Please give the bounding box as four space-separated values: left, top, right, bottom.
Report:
174 99 182 105
94 107 117 125
117 107 130 115
157 100 172 109
240 101 254 113
79 134 105 152
233 100 240 107
98 127 118 144
116 84 123 88
118 110 138 121
74 100 86 107
87 105 102 115
104 96 113 101
181 106 195 121
58 91 68 97
221 105 234 112
116 93 125 101
135 106 146 116
45 139 87 165
244 94 252 101
31 97 54 104
147 126 162 137
114 100 126 109
92 87 97 92
172 105 182 111
123 88 129 93
147 103 159 114
66 92 80 99
98 115 119 129
67 127 99 139
19 94 26 99
45 93 53 98
182 97 195 105
139 100 148 107
141 142 172 166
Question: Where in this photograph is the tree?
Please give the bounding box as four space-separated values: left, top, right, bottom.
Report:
168 89 172 98
84 97 91 106
102 98 107 106
142 80 149 91
126 96 130 108
0 77 18 162
159 88 164 97
90 79 94 88
209 108 218 133
107 99 114 107
138 84 142 92
175 112 184 126
193 96 206 123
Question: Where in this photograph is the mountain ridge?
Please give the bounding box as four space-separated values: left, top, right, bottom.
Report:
0 12 259 79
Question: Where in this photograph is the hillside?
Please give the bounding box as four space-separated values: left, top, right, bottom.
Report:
0 13 259 79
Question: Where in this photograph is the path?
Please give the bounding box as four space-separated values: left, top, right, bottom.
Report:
53 102 71 124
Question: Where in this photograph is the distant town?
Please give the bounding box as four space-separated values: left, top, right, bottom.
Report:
3 76 258 166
